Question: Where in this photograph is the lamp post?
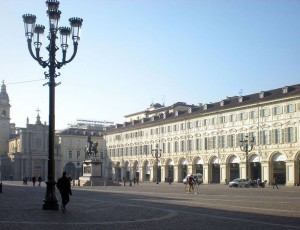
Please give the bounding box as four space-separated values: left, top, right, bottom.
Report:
151 144 162 184
240 135 254 180
22 0 83 210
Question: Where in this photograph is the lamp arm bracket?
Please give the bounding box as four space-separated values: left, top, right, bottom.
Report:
27 39 48 68
57 42 78 68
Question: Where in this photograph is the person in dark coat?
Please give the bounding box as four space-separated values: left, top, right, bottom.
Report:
273 177 279 189
56 171 72 212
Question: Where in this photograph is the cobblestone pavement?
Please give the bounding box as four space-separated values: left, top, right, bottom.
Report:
0 181 300 230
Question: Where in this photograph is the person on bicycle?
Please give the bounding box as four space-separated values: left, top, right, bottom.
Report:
187 174 195 193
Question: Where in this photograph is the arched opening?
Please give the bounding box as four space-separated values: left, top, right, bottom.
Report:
133 161 139 178
107 162 113 179
156 160 161 182
272 153 286 184
64 162 75 179
144 161 150 181
125 162 130 180
195 157 203 175
166 159 174 182
228 155 239 181
180 159 188 181
115 162 121 182
211 156 220 183
249 154 261 180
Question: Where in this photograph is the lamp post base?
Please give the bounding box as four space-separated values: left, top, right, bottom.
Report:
42 180 59 210
42 201 59 210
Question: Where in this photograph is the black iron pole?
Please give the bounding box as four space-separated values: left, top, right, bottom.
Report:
43 31 59 210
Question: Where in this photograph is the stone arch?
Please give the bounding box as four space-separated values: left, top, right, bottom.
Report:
142 160 151 181
226 155 240 181
64 162 76 179
178 157 188 181
270 152 287 184
248 153 261 180
193 156 204 175
210 156 220 183
165 158 174 181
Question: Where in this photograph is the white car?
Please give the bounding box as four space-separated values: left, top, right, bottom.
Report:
228 178 249 188
183 173 203 184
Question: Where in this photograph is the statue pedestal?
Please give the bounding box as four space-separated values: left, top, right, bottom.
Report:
79 159 104 186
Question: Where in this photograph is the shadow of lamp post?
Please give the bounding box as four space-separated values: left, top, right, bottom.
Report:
240 135 254 180
22 0 83 210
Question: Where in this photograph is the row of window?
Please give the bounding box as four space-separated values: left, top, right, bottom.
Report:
67 150 81 159
113 104 298 141
109 128 297 158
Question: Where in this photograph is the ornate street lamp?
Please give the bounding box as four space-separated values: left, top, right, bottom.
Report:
151 144 162 184
240 135 254 180
22 0 83 210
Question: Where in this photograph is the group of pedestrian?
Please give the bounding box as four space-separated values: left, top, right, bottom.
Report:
22 175 43 186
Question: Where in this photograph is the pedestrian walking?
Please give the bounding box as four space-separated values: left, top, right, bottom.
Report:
38 175 42 186
56 171 72 212
32 176 36 186
168 176 172 185
273 177 279 189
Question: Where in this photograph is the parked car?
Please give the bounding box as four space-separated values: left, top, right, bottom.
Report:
228 178 249 188
183 173 203 185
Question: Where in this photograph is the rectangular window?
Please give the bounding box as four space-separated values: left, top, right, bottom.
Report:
203 119 208 126
274 106 282 115
275 128 280 144
69 151 72 159
250 111 257 119
173 124 177 131
228 134 235 148
77 151 80 159
180 140 185 152
167 142 171 153
211 118 215 125
229 114 236 122
187 139 193 151
162 143 166 153
220 116 226 124
212 136 217 149
261 108 269 117
195 120 199 127
287 104 295 113
239 112 248 120
262 130 268 145
167 126 172 132
187 122 192 129
287 127 293 142
219 135 226 148
204 137 209 150
180 123 185 130
174 141 178 152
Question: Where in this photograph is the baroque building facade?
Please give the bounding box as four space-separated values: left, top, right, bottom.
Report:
105 84 300 186
55 120 108 180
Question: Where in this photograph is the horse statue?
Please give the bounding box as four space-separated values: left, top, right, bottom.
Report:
86 135 98 159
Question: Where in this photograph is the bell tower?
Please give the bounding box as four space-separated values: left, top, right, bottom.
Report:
0 80 11 156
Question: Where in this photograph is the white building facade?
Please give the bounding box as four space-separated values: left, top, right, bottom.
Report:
105 85 300 186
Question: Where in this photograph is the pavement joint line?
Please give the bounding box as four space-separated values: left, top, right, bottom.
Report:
171 199 300 214
179 210 300 229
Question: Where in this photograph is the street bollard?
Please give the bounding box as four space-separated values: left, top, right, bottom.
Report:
0 182 2 193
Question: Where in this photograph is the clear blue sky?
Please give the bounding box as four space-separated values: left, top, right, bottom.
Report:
1 0 299 129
